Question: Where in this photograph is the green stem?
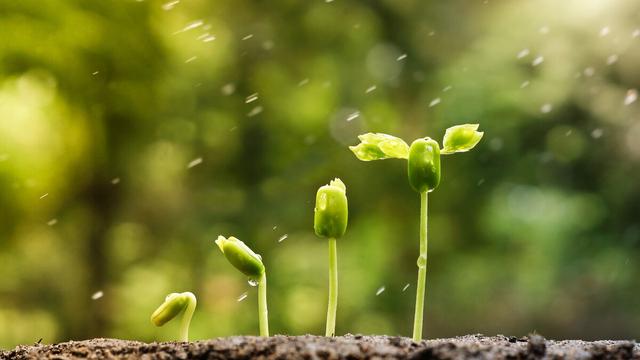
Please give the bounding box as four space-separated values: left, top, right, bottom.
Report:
258 272 269 336
412 191 428 342
179 292 197 342
325 237 338 336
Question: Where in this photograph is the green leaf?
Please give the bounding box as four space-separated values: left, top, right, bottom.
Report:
441 124 484 154
349 133 409 161
215 236 265 279
150 293 187 327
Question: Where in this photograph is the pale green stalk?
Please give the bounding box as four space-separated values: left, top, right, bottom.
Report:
258 272 269 336
325 237 338 336
412 191 428 341
179 292 197 342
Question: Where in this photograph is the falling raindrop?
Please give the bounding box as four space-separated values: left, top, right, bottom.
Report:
606 54 618 65
346 112 360 122
247 106 263 117
402 283 410 292
375 286 386 296
39 193 49 199
599 26 610 37
187 157 203 169
242 34 254 41
365 85 377 93
429 98 441 107
272 225 278 231
185 56 197 63
397 54 407 61
520 80 530 88
246 93 259 103
442 85 452 92
531 56 544 66
278 234 288 243
92 71 99 75
624 89 638 105
516 48 530 59
248 279 259 287
237 292 248 302
91 291 104 300
477 178 486 186
174 20 203 34
47 219 58 226
633 29 640 38
591 128 604 139
221 83 236 96
298 78 309 87
540 103 553 113
111 177 121 185
584 67 595 77
162 0 179 10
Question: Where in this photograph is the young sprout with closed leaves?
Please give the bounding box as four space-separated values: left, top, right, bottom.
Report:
314 178 348 337
349 124 483 342
150 292 197 341
215 235 269 336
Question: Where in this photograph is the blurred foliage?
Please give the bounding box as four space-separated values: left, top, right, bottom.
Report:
1 0 640 349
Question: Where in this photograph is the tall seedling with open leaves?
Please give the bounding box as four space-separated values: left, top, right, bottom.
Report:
349 124 483 341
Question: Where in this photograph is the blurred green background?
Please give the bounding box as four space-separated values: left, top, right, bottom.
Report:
1 0 639 348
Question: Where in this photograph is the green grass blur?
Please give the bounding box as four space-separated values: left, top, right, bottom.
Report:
1 0 639 348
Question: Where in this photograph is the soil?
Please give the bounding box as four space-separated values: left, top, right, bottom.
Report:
1 334 638 359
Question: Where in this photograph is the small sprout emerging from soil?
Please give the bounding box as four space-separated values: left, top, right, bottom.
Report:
215 235 269 336
349 124 483 342
314 178 348 337
150 292 197 342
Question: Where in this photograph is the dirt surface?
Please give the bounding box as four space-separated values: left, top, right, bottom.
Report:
2 334 638 359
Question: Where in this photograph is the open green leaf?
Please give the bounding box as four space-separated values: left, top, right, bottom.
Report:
349 133 409 161
441 124 484 154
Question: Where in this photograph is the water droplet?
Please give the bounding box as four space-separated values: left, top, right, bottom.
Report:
599 26 610 37
246 93 259 103
442 85 452 92
397 54 407 61
237 292 248 302
278 234 288 243
187 157 203 169
39 193 49 199
531 56 544 66
520 80 530 88
111 177 121 185
272 225 278 231
365 85 377 93
248 279 259 287
247 106 263 117
91 291 104 300
185 56 197 63
346 112 360 122
516 48 529 59
375 286 386 296
591 128 604 139
606 54 618 65
540 103 553 113
198 33 216 42
92 71 99 76
429 98 441 107
47 219 58 226
402 283 410 292
242 34 254 41
477 178 485 186
221 83 236 96
416 255 427 268
298 78 309 87
624 89 638 105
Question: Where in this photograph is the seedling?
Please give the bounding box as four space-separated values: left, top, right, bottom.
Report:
150 292 197 342
215 235 269 336
349 124 483 341
314 178 348 337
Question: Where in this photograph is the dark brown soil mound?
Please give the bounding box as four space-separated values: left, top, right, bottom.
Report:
2 334 638 359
